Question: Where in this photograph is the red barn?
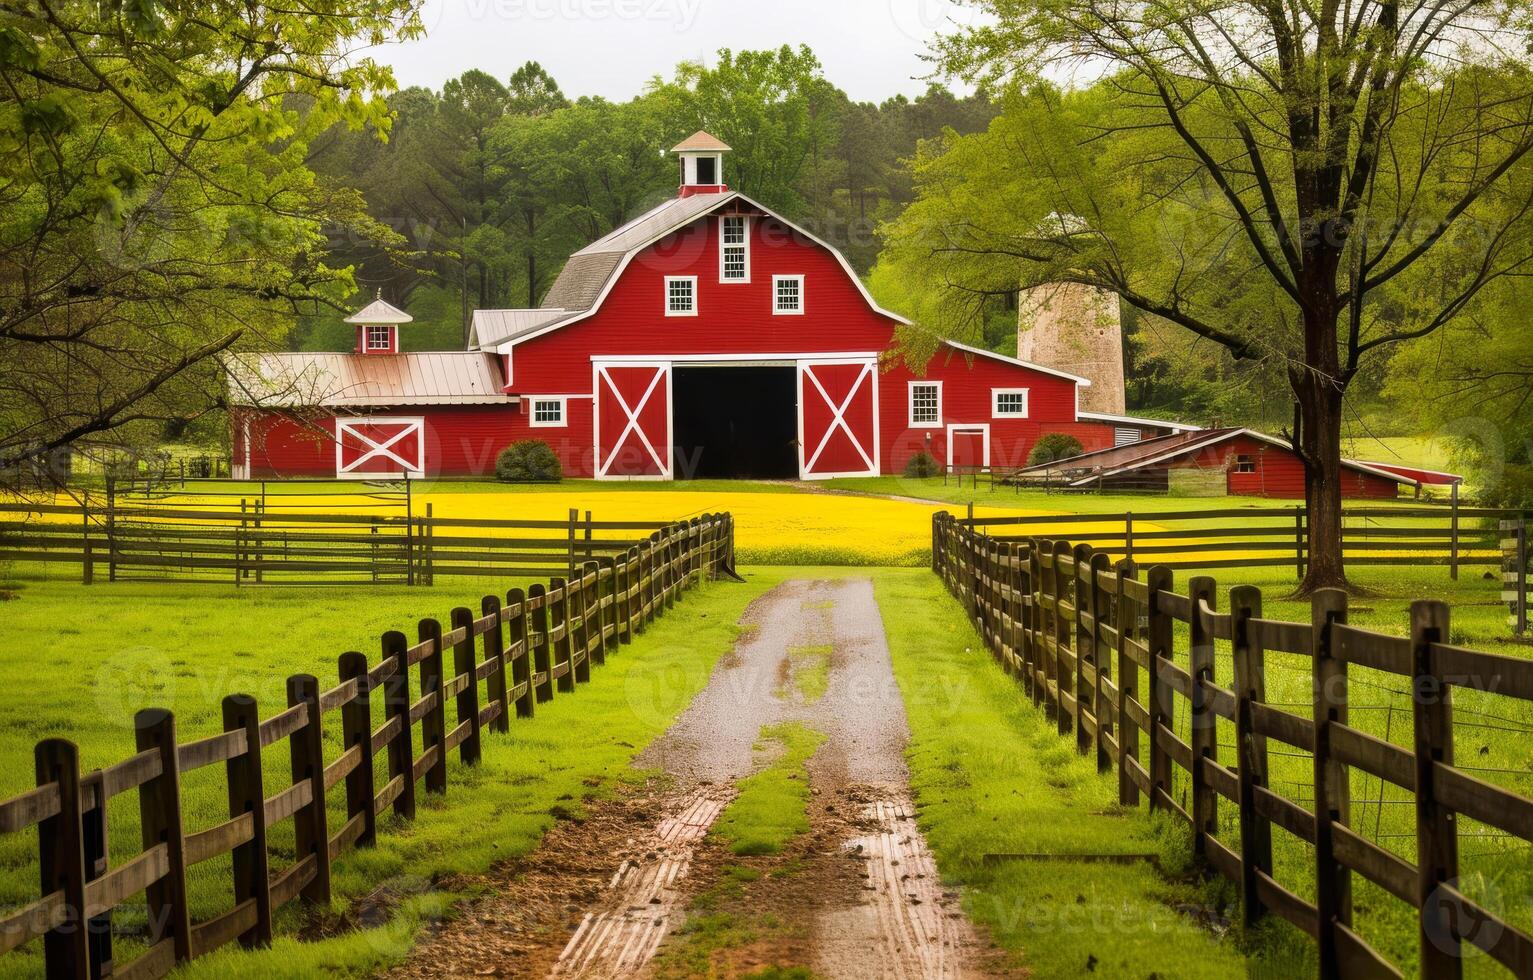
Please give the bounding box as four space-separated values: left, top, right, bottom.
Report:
1014 427 1418 499
229 133 1190 481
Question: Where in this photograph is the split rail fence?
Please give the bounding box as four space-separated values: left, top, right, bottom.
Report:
0 512 734 978
933 511 1533 979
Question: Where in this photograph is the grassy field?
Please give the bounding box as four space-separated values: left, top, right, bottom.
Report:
0 572 773 978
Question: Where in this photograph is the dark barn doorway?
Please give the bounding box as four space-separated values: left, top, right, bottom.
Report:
672 365 798 479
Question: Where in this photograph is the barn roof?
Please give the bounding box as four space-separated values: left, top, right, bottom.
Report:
469 308 569 349
1077 410 1202 433
480 189 911 356
343 296 413 325
227 352 515 407
1017 427 1420 488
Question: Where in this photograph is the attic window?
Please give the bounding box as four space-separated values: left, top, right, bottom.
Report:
695 155 717 184
773 275 804 315
1234 454 1257 473
366 325 392 351
720 216 749 282
665 276 697 317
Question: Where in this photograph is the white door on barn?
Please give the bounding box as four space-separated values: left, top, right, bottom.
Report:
335 417 425 479
797 359 879 479
594 362 672 479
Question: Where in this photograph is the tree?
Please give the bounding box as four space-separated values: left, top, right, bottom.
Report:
897 1 1533 591
0 0 417 480
507 61 569 117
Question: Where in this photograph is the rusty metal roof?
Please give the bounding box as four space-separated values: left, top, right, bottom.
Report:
227 352 514 407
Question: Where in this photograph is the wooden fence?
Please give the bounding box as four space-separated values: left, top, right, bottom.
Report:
932 511 1533 979
0 512 734 978
0 500 692 586
958 503 1524 577
1503 520 1529 637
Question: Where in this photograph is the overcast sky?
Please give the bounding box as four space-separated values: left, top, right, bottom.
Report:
371 0 980 103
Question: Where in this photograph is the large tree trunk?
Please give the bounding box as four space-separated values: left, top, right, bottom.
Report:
1295 366 1350 594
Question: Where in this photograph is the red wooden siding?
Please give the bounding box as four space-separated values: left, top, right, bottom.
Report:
1224 435 1401 499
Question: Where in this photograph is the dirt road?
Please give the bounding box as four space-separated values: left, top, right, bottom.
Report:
392 579 1003 979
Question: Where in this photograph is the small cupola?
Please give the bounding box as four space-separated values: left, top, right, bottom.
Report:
345 290 412 355
671 131 730 198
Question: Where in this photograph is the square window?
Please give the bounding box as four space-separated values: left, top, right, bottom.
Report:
773 275 803 315
1234 454 1257 473
665 277 696 316
992 389 1028 417
531 398 565 427
909 383 940 426
366 325 392 351
721 216 748 282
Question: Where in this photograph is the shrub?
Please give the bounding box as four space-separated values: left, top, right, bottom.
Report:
903 451 940 478
1027 433 1085 466
1480 464 1533 511
495 440 562 483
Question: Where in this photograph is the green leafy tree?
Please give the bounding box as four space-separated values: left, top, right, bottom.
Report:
0 0 419 477
886 2 1533 592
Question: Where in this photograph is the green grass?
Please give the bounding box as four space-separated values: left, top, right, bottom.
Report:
712 722 826 857
785 645 831 703
872 566 1261 979
0 571 772 977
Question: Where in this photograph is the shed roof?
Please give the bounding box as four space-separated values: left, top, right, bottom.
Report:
470 308 569 349
228 352 514 407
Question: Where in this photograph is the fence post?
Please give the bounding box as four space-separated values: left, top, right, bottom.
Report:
1229 586 1271 929
1311 588 1351 980
380 630 415 820
1449 481 1460 581
424 502 435 586
1516 518 1527 636
1411 600 1460 978
1053 540 1074 738
450 608 482 766
336 654 376 849
589 561 608 668
566 507 578 578
1089 551 1112 772
550 577 575 693
79 770 110 976
1073 543 1094 758
1027 541 1043 708
286 675 331 904
105 476 116 583
481 596 510 734
417 619 448 794
1115 561 1140 807
529 583 554 702
134 709 190 963
35 739 89 978
1146 566 1174 812
81 501 93 585
569 569 590 685
1188 576 1217 865
505 587 534 719
221 694 272 946
1294 506 1305 581
624 546 640 641
1124 511 1134 567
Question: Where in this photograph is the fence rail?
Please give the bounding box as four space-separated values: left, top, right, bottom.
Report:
932 511 1533 979
0 512 733 978
955 503 1524 578
0 497 685 586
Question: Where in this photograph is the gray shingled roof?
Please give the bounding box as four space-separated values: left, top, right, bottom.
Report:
228 352 514 407
539 252 627 313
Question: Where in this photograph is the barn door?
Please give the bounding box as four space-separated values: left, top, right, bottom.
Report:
595 363 671 479
336 417 425 479
798 360 879 479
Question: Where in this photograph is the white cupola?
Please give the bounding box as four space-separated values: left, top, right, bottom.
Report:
345 290 413 356
671 131 731 198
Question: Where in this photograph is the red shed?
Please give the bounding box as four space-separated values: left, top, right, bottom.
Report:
229 133 1190 480
1015 427 1418 499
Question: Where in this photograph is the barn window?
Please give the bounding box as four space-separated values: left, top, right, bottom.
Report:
530 398 566 427
665 276 697 316
909 382 941 427
1234 454 1256 473
992 388 1029 418
366 325 392 351
720 215 749 282
773 275 804 315
695 155 718 185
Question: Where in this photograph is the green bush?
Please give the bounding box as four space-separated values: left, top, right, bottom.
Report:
1480 464 1533 511
495 440 562 483
1027 433 1085 466
903 451 940 478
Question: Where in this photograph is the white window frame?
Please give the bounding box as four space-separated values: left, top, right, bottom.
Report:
1234 453 1257 473
530 396 568 428
719 215 751 283
365 325 392 351
664 276 697 317
991 387 1030 418
773 274 805 315
908 381 942 428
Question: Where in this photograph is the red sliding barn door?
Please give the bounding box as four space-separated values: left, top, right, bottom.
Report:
336 418 425 478
798 360 878 478
595 363 671 478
